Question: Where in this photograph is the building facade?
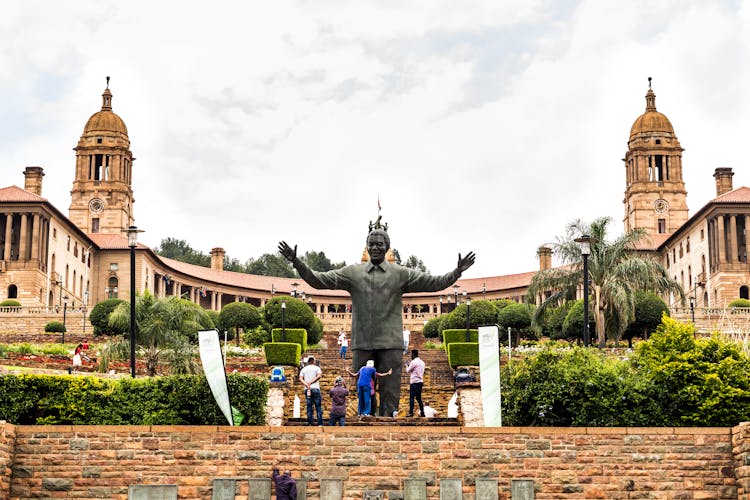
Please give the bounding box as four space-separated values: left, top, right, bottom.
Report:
1 80 749 327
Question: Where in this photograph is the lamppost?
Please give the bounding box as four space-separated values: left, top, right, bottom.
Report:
689 296 695 324
83 290 89 334
281 300 287 342
439 296 443 314
453 284 460 311
574 234 593 347
125 225 142 378
465 293 471 342
482 282 486 300
62 295 68 344
291 282 299 298
271 284 276 296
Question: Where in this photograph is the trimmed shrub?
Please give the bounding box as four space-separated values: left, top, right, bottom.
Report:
242 325 272 347
622 291 669 346
271 328 308 353
263 342 302 367
0 299 21 307
219 303 261 340
446 342 479 369
442 300 499 330
264 297 320 344
44 321 66 333
89 299 127 336
423 315 445 339
0 373 267 425
442 329 478 351
729 298 750 308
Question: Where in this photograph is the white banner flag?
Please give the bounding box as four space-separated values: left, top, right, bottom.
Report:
198 330 233 425
479 325 501 426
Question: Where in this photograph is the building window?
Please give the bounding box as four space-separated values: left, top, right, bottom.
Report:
66 236 70 251
106 276 118 299
52 228 57 239
679 244 683 258
658 219 666 234
686 237 690 253
92 218 99 233
110 263 118 271
701 229 705 240
73 243 78 258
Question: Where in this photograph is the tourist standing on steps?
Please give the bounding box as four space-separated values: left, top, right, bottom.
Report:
402 327 410 355
329 376 349 426
272 467 297 500
348 360 392 416
405 349 425 417
339 331 349 360
299 356 323 426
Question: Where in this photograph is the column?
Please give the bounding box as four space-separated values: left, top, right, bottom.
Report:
729 215 738 263
717 216 726 266
3 213 12 260
746 216 750 262
216 292 223 311
30 214 40 261
19 213 28 260
211 291 216 310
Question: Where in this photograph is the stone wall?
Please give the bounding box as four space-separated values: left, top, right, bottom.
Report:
0 422 14 500
3 422 747 499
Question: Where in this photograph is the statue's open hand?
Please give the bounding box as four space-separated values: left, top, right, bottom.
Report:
278 241 297 262
457 251 476 272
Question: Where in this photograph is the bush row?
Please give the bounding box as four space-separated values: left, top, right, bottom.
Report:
0 373 268 425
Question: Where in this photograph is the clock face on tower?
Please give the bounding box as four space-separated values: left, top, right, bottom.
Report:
88 198 104 213
654 199 669 214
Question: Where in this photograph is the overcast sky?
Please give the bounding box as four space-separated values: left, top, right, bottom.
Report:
2 0 749 279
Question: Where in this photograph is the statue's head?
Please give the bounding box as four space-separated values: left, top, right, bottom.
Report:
366 228 390 265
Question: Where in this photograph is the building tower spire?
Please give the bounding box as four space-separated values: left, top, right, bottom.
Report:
69 79 135 235
622 79 688 238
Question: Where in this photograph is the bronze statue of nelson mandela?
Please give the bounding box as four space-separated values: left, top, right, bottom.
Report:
278 227 475 417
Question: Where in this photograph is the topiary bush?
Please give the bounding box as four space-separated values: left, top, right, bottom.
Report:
0 299 21 307
264 297 321 344
422 315 445 339
242 325 272 347
442 300 499 330
728 298 750 308
446 342 479 369
271 328 307 353
219 302 261 341
44 321 66 333
442 329 478 351
263 342 302 367
89 298 127 336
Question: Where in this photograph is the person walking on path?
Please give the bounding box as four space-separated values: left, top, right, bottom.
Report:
338 330 349 360
272 467 297 500
299 356 323 426
405 349 425 417
347 360 392 416
329 376 349 426
72 344 84 373
402 328 410 355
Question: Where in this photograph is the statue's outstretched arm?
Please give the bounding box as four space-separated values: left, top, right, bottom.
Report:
457 251 476 273
278 241 297 263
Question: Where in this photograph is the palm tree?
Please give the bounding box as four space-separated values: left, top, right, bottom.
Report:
527 217 684 347
100 290 213 376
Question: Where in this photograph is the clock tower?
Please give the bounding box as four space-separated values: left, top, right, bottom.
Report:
623 79 688 237
69 78 135 235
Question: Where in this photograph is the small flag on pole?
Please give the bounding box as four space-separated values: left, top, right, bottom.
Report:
378 195 381 212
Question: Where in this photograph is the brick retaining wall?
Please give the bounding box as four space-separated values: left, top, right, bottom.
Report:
3 422 748 499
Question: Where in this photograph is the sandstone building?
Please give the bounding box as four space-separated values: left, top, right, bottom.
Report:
1 80 748 325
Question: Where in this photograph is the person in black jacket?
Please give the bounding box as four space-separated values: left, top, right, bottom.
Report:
272 467 297 500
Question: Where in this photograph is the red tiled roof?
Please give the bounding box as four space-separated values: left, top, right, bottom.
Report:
0 185 47 202
86 233 149 250
713 186 750 203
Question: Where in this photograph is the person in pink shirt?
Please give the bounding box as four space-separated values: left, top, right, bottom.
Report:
405 349 425 417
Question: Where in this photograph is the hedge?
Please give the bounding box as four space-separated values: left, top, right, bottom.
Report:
264 342 302 367
446 342 479 369
271 328 308 353
0 373 267 425
442 329 478 351
44 321 67 333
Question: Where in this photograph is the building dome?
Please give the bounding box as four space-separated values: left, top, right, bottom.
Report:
629 87 674 138
83 86 128 136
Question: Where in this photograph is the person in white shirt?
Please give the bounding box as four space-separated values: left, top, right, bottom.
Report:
402 328 410 355
338 330 349 360
299 356 323 425
405 349 425 417
422 403 438 418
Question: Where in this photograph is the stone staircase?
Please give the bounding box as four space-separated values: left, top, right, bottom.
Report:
282 329 458 424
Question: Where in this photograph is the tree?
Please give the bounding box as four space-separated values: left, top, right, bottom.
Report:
245 253 296 277
442 300 499 330
263 296 322 344
89 298 127 336
103 291 213 376
218 302 261 345
403 255 427 272
622 291 669 347
527 217 684 347
153 238 210 267
299 250 343 272
497 302 535 345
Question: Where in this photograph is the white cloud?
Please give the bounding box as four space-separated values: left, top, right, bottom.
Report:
1 0 748 279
